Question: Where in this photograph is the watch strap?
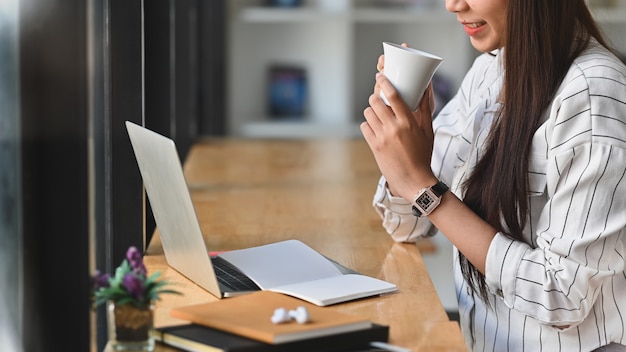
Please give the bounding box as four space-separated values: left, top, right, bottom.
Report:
431 181 449 197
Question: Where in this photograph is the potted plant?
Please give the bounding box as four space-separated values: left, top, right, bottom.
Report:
92 246 180 351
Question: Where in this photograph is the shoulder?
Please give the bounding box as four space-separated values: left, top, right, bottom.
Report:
548 41 626 152
573 41 626 75
568 41 626 93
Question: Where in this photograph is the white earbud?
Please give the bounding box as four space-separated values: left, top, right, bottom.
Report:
271 306 311 324
289 306 310 324
271 307 290 324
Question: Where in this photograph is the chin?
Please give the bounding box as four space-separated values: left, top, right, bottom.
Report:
470 39 500 54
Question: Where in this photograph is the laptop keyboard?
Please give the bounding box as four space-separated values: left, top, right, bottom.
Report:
210 256 261 292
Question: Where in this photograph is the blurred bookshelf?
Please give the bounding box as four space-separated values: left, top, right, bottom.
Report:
228 0 626 138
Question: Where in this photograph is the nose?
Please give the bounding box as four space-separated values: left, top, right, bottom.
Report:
444 0 468 13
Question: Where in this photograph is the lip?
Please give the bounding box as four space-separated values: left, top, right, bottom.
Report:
461 21 487 36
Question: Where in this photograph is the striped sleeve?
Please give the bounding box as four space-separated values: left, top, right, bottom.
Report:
372 175 436 242
485 50 626 326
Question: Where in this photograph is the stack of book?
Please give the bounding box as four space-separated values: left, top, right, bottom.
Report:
153 291 390 352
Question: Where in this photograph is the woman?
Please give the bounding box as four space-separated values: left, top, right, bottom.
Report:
361 0 626 351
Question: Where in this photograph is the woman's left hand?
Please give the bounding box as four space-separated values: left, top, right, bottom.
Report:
361 72 438 201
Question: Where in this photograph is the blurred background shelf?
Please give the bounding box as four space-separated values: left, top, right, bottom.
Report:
229 1 626 139
352 8 453 23
240 6 348 22
228 0 475 138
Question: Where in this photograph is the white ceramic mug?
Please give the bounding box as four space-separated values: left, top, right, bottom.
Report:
380 42 443 111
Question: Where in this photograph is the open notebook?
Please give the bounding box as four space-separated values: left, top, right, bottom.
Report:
125 121 397 306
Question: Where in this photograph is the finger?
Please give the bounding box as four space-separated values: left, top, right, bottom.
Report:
372 73 389 105
417 84 434 112
413 85 435 130
360 121 375 140
427 82 437 114
363 103 383 131
376 74 411 117
373 72 382 96
376 54 384 72
376 73 397 104
368 86 396 122
418 84 435 116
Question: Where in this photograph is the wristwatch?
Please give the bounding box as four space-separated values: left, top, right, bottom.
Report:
411 181 449 217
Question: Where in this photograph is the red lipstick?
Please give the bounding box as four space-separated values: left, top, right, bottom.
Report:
462 21 487 36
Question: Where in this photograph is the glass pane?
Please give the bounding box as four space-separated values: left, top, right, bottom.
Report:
0 0 22 350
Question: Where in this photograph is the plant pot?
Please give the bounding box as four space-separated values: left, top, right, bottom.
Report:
107 301 155 351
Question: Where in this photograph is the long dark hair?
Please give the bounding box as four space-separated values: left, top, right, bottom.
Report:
459 0 612 303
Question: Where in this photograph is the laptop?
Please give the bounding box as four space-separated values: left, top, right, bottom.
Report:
125 121 397 306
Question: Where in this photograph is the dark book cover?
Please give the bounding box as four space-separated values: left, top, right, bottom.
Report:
153 323 389 352
267 65 307 119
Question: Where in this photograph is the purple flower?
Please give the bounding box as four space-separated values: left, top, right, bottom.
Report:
91 245 180 309
123 273 145 300
92 271 111 289
126 246 146 276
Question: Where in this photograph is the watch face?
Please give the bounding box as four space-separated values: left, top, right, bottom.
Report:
412 182 447 217
416 192 436 210
413 188 441 216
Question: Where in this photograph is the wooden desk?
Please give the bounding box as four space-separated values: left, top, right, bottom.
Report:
145 138 465 352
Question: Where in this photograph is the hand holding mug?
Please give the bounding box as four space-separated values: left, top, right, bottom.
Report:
379 42 442 111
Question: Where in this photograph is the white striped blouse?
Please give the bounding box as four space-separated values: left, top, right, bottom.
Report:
372 40 626 351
